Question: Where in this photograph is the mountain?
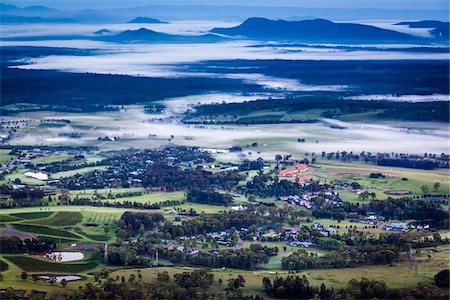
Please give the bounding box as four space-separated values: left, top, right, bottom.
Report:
94 29 113 35
211 18 418 42
105 28 170 42
395 20 448 28
395 20 449 40
0 3 59 17
0 14 74 24
102 28 226 43
126 17 168 24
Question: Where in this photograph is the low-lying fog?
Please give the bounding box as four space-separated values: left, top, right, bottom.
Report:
4 94 448 157
5 40 448 90
0 21 240 38
2 21 448 158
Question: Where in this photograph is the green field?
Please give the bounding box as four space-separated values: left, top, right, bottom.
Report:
2 167 46 185
0 214 21 222
34 212 83 226
312 160 449 197
51 166 108 179
10 211 54 220
4 255 98 273
0 149 12 164
31 154 73 164
12 224 82 239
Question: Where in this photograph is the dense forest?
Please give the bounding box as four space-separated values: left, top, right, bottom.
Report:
188 59 450 95
1 67 262 110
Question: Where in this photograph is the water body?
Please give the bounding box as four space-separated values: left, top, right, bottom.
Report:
39 275 81 283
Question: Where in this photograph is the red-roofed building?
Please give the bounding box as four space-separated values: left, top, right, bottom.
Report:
296 164 309 172
278 169 298 177
296 176 312 183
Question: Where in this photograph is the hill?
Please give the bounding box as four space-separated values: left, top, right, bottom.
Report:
126 17 167 24
395 20 448 28
211 18 418 42
395 20 449 40
0 14 74 24
103 28 225 43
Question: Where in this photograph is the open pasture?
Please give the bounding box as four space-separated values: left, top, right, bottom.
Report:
34 212 83 227
97 190 185 204
12 224 82 239
51 166 108 179
2 167 46 185
69 187 146 197
10 211 54 220
314 160 449 197
0 214 21 222
4 255 98 273
31 154 73 164
304 245 450 289
0 149 12 164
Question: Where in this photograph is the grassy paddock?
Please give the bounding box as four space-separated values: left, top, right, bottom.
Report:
31 154 73 164
0 215 21 222
4 255 98 273
35 212 83 227
12 224 81 239
0 149 12 164
10 211 54 220
314 160 449 197
51 166 108 179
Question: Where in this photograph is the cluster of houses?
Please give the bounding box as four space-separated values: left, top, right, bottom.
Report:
278 191 341 209
289 241 314 248
0 149 59 184
313 222 337 236
279 195 313 209
356 214 385 225
384 222 409 232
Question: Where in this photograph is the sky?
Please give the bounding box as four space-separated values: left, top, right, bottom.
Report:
5 0 449 10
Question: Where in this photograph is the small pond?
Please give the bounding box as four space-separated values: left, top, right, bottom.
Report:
44 251 84 262
39 275 81 283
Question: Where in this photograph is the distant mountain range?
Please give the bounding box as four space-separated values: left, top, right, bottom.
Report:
1 14 74 23
211 18 419 42
126 17 167 24
0 3 449 23
0 3 58 16
395 20 449 40
2 15 447 44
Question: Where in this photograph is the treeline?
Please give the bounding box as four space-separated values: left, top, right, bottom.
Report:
1 66 262 109
28 156 100 173
189 60 449 96
368 198 449 228
188 97 450 123
186 189 233 206
310 197 448 229
143 163 243 192
377 158 440 170
160 206 305 238
0 236 55 253
238 173 326 198
108 240 278 270
73 269 214 299
263 276 446 299
263 275 333 299
317 150 449 170
282 245 398 271
118 212 164 235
